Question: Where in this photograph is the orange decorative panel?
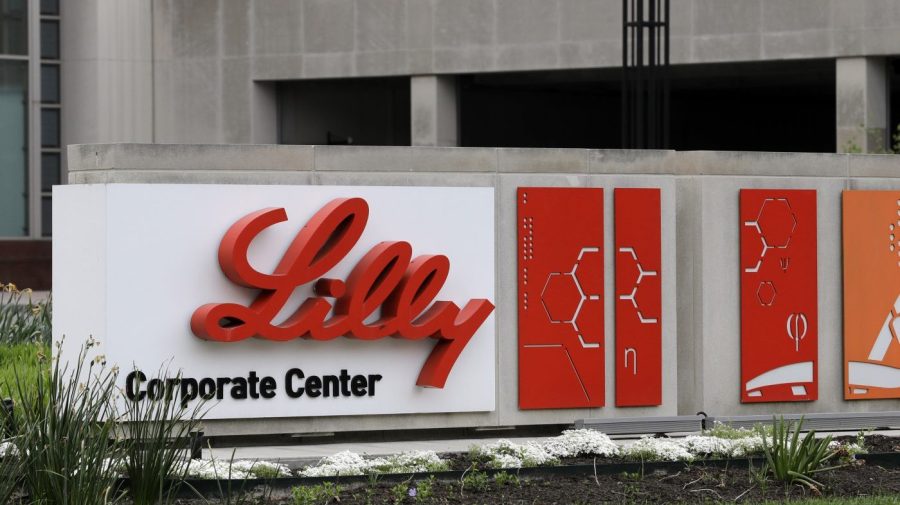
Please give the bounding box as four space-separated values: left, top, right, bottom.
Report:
740 189 817 403
517 187 604 409
843 191 900 399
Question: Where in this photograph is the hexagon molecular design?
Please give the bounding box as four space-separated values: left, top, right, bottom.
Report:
740 189 818 404
539 248 602 347
617 247 658 324
756 281 777 307
614 187 663 407
541 273 581 323
743 198 798 273
574 249 602 296
518 187 604 409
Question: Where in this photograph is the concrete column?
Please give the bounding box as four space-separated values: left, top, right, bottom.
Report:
410 75 458 147
61 0 153 146
836 57 889 153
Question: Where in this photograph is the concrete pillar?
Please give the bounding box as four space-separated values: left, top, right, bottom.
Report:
61 0 153 146
836 57 889 153
410 75 458 147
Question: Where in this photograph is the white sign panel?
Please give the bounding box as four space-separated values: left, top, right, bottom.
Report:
53 184 495 419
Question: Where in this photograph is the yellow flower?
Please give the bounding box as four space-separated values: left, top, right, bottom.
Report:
6 283 17 293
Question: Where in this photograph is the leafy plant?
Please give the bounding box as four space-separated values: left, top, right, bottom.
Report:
493 471 520 487
292 482 343 505
460 468 490 493
619 470 642 481
389 482 409 504
761 416 840 489
121 368 208 505
10 338 125 505
0 284 51 345
414 475 436 501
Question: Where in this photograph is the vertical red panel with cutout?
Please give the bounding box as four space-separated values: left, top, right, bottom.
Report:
614 188 662 407
518 187 604 409
740 189 817 403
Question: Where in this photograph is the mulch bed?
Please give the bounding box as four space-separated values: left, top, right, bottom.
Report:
168 432 900 505
172 462 900 504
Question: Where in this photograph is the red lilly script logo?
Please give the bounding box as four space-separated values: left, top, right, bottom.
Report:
190 197 495 388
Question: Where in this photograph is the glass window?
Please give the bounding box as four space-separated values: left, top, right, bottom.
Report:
0 60 28 236
41 64 59 103
41 108 59 147
41 196 51 237
41 153 59 192
40 20 58 59
0 0 26 55
40 0 58 16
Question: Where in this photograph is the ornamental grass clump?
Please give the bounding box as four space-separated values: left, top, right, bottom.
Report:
11 338 125 505
0 283 51 345
0 413 23 504
121 368 210 505
761 416 841 489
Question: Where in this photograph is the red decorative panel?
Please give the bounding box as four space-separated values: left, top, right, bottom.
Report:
614 188 662 407
518 187 604 409
740 189 817 403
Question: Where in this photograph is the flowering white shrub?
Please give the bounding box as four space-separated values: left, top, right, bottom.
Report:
622 436 694 462
368 450 449 474
184 458 291 479
0 441 16 458
541 429 620 458
299 450 369 477
470 439 558 469
299 450 449 477
682 434 768 458
828 439 867 461
703 422 767 440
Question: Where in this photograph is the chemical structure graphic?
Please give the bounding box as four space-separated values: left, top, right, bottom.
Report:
744 198 797 273
540 247 602 349
617 247 659 324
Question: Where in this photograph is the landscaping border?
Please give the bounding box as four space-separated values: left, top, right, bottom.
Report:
158 452 900 498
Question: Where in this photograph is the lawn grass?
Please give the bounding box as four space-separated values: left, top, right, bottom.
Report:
0 341 50 405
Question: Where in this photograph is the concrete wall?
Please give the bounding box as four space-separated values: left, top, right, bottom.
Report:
67 144 900 436
62 1 900 147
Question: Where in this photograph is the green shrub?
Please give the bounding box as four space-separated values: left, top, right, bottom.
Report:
761 416 840 489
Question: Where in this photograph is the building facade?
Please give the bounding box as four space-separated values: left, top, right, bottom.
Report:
3 0 900 287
